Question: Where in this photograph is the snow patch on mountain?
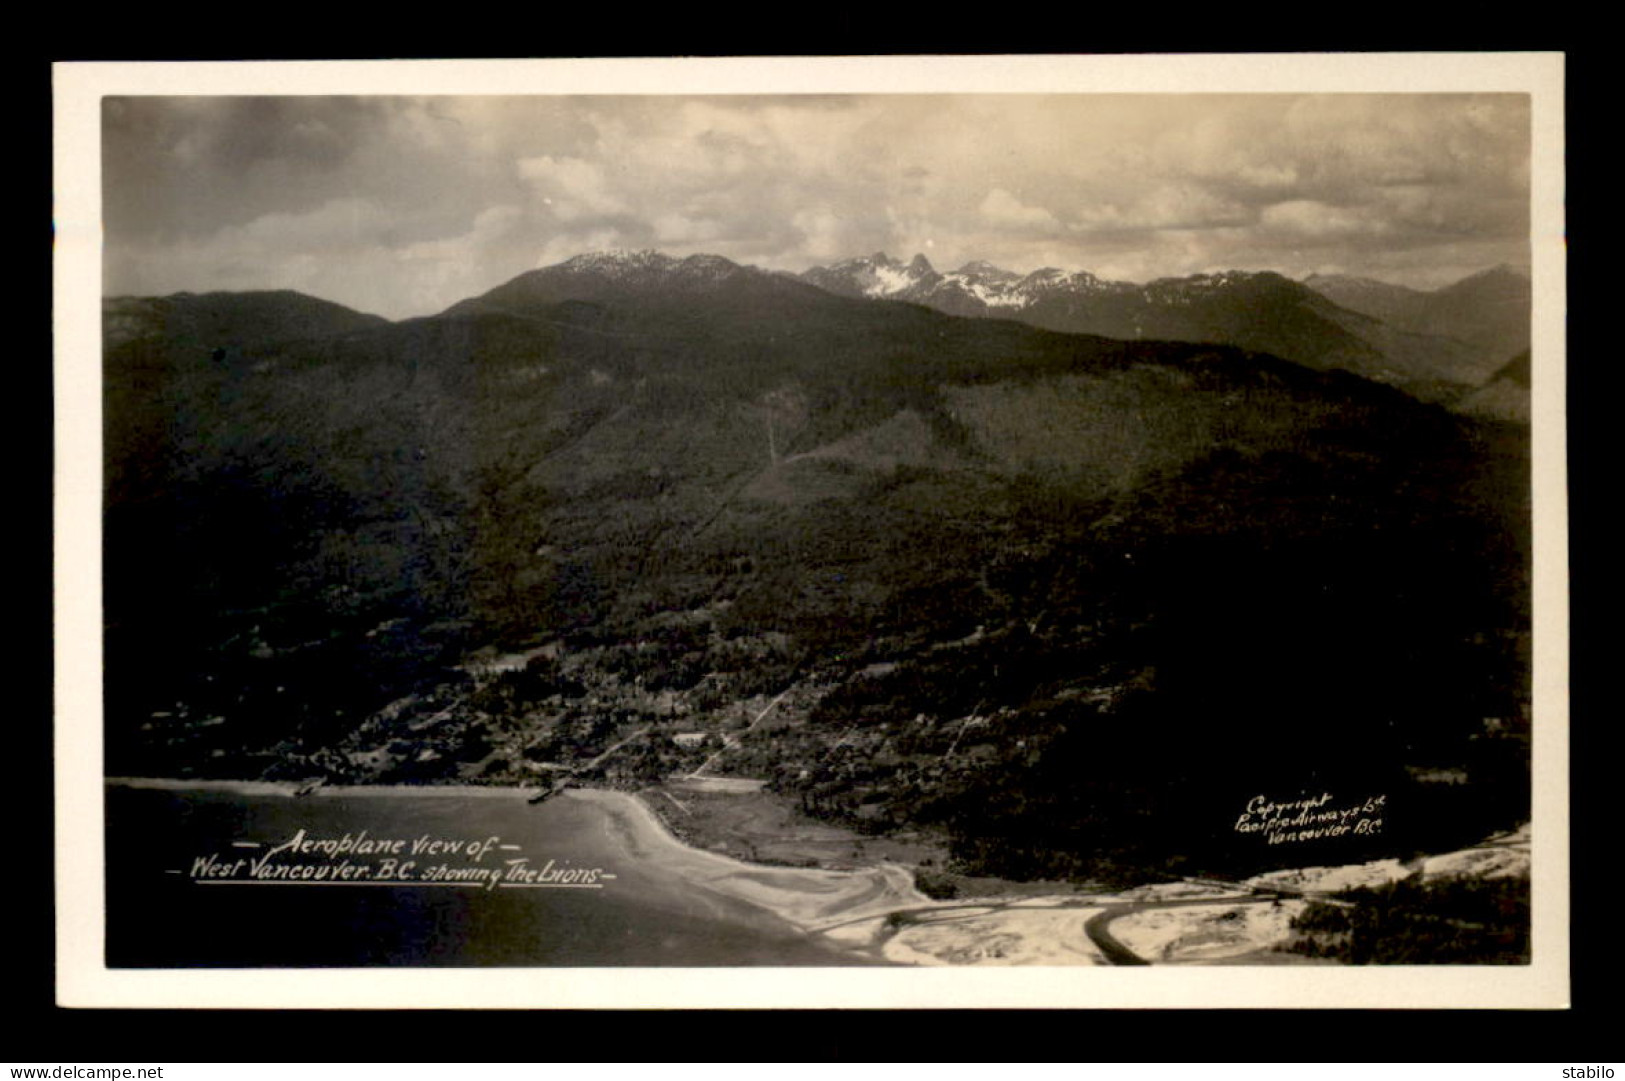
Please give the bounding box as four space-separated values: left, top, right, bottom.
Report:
941 272 1027 308
557 250 747 285
867 262 925 297
804 254 1141 311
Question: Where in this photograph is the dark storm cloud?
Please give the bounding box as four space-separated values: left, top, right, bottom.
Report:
105 98 394 239
186 97 384 172
102 93 1532 318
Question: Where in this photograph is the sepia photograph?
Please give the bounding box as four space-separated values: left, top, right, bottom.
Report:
54 54 1568 1008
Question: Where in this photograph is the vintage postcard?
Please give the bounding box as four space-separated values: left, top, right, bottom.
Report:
54 54 1568 1008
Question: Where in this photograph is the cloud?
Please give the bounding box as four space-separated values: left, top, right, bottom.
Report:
1073 183 1251 233
105 197 381 303
103 93 1533 315
532 228 636 270
652 211 725 244
791 207 848 261
980 189 1059 230
518 155 629 221
1259 199 1390 239
390 205 533 312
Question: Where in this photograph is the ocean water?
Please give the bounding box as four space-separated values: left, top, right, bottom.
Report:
104 783 879 967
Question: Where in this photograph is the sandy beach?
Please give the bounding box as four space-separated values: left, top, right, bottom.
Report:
105 779 1530 967
570 788 931 933
106 779 932 937
104 779 891 966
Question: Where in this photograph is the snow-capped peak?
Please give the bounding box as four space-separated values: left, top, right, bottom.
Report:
675 253 745 281
954 260 1020 282
556 250 746 283
805 251 940 298
865 261 925 297
802 252 1167 311
559 249 674 274
825 252 898 273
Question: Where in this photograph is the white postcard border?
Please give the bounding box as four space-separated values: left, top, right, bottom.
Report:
54 52 1569 1010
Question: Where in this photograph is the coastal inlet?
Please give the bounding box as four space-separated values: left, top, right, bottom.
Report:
106 780 895 967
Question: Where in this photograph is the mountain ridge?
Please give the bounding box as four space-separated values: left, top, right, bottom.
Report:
101 251 1532 886
109 251 1530 404
797 251 1528 404
1302 264 1531 365
103 289 391 353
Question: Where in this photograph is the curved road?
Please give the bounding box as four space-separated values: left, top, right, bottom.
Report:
1081 894 1289 965
823 891 1292 965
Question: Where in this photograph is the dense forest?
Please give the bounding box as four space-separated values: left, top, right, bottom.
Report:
102 260 1532 885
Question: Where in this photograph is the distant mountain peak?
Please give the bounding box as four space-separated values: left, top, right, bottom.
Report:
1304 271 1395 286
801 250 942 300
1431 264 1533 304
1462 263 1531 284
818 252 890 273
441 249 801 320
1016 266 1108 292
674 252 746 280
804 253 1132 311
954 259 1018 279
551 249 752 283
562 248 668 268
102 289 390 353
1174 269 1280 285
840 251 938 270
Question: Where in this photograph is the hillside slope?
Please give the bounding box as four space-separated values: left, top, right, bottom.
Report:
802 255 1520 406
102 252 1532 881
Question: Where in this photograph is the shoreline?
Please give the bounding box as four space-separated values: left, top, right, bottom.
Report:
105 776 550 798
105 776 935 942
103 777 1531 966
571 787 934 934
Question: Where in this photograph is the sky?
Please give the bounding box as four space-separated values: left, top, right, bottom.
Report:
102 93 1532 321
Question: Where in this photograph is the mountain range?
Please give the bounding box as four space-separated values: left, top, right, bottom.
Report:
800 252 1530 408
100 248 1533 881
1303 266 1532 357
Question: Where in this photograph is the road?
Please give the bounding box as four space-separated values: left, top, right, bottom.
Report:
689 686 793 779
579 725 653 772
820 889 1293 965
1080 894 1289 965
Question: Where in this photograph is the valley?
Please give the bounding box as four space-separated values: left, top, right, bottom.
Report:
100 250 1535 964
799 252 1531 409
